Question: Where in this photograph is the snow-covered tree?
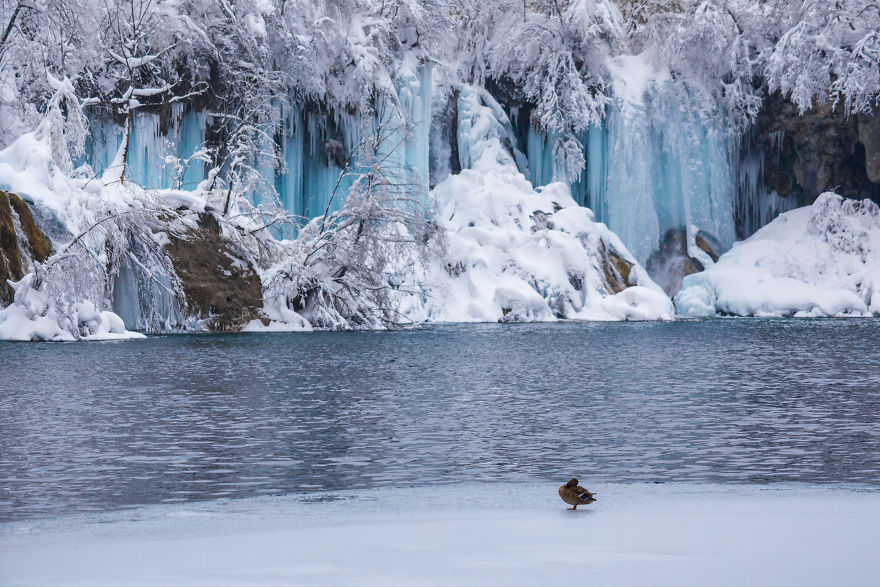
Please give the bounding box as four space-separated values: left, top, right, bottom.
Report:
762 0 880 115
264 105 443 329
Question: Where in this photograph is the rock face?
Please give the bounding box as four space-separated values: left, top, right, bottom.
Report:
643 229 724 297
0 191 52 306
740 93 880 238
164 213 263 331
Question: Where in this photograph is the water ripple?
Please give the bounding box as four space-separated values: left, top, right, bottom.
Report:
2 319 880 521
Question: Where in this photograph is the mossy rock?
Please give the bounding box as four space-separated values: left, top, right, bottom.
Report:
600 240 635 294
164 213 263 331
0 191 53 305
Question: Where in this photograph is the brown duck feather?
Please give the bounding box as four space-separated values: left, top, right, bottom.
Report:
558 478 596 506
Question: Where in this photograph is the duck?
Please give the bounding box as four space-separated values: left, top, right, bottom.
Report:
558 478 596 510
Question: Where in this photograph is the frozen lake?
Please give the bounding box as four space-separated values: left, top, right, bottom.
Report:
3 483 880 586
2 319 880 522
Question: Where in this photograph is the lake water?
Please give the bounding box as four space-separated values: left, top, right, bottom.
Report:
2 319 880 522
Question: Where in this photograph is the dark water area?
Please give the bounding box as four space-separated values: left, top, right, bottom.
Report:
2 319 880 522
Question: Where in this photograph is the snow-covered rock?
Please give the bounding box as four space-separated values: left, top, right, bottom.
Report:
426 87 674 323
675 193 880 317
0 271 144 341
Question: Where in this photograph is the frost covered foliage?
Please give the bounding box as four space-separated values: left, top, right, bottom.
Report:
261 111 444 330
619 0 880 122
619 0 764 127
676 193 880 318
762 0 880 115
455 0 623 181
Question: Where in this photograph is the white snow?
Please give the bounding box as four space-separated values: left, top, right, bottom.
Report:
426 87 674 323
676 193 880 317
2 483 878 586
241 294 313 332
604 52 671 108
0 273 145 342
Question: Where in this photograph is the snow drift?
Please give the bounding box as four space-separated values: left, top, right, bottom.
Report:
428 87 673 322
675 193 880 317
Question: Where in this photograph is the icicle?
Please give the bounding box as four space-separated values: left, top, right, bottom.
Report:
526 79 737 266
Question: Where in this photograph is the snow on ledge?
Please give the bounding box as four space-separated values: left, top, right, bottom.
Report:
675 193 880 318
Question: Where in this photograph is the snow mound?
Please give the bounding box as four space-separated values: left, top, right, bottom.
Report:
675 193 880 317
0 272 144 341
428 87 673 323
241 295 313 332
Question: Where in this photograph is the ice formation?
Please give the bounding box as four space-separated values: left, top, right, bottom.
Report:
675 193 880 317
4 483 879 586
428 87 674 323
77 53 741 279
522 54 737 269
5 38 877 338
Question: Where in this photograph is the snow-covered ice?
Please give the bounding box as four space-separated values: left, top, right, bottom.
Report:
676 193 880 317
427 87 674 323
2 483 878 586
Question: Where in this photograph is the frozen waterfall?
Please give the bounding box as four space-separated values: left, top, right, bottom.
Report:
77 60 787 280
520 72 738 269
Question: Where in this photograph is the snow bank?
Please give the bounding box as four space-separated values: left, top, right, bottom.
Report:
676 193 880 317
2 483 878 586
0 271 144 342
240 294 313 332
428 87 673 322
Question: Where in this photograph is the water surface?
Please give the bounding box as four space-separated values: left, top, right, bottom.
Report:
2 319 879 521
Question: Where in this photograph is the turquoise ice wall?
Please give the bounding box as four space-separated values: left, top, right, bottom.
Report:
83 105 206 190
81 67 769 269
521 83 737 266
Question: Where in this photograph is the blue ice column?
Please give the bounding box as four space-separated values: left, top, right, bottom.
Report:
528 81 737 265
525 128 587 206
83 108 206 190
176 110 206 190
376 62 433 208
273 63 433 230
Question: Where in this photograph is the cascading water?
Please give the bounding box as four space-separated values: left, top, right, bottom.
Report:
556 82 737 269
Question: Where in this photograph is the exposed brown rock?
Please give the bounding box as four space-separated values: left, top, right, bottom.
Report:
858 115 880 184
164 213 263 331
646 229 706 297
8 193 52 263
741 93 880 238
599 240 635 294
694 234 719 263
0 191 53 305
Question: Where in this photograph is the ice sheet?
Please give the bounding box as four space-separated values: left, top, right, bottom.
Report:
2 483 878 586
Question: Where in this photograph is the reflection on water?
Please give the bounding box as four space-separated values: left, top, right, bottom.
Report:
1 319 880 521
